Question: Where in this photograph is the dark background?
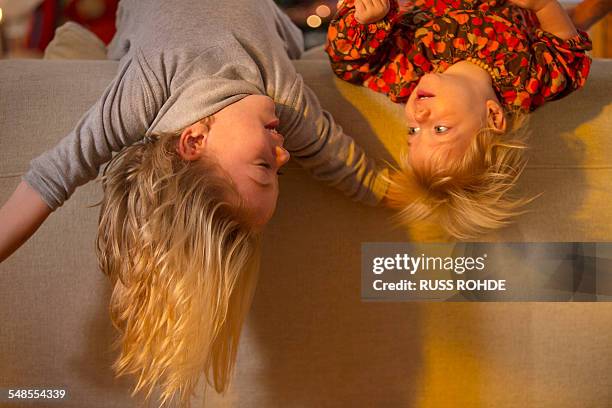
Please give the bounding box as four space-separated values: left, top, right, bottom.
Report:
1 1 608 58
0 0 339 57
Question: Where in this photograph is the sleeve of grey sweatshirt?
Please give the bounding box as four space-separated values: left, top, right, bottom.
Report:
22 53 161 211
278 74 389 206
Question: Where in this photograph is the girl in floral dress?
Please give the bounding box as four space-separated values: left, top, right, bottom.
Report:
326 0 594 238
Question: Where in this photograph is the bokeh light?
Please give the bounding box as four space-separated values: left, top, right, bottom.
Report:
315 5 331 18
306 14 322 28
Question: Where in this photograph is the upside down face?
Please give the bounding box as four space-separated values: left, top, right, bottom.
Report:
179 94 291 229
404 65 506 170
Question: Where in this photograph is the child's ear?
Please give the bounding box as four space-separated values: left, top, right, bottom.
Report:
177 121 209 160
486 100 507 134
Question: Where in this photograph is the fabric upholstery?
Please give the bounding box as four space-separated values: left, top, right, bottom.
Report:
43 22 108 60
0 54 611 407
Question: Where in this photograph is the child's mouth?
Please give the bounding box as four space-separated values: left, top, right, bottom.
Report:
265 118 280 129
416 90 435 99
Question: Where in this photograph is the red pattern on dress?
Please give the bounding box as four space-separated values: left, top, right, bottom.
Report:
325 0 592 112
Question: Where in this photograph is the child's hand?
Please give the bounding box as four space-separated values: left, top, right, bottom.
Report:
354 0 391 24
507 0 556 12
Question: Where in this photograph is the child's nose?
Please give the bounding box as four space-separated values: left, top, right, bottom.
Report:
273 130 285 145
414 106 430 122
275 146 290 167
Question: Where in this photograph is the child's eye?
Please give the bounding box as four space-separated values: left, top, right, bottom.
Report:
407 127 420 136
434 126 449 134
258 162 283 176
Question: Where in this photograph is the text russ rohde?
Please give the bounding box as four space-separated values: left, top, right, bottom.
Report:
361 242 612 302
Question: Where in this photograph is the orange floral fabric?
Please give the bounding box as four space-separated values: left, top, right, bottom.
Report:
325 0 592 112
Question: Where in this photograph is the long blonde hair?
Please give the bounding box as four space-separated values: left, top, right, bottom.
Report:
96 130 261 407
386 110 534 239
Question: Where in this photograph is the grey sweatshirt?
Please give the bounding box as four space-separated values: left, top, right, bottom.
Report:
23 0 388 210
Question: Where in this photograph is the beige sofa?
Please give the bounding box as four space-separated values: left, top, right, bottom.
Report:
1 38 611 407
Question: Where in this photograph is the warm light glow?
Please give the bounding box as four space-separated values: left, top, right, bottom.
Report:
306 14 322 28
0 8 3 24
315 5 331 18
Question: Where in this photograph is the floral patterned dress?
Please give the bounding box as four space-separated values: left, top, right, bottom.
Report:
325 0 592 112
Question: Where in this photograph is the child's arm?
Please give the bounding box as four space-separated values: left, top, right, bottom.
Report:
508 0 592 109
0 182 52 263
0 51 161 262
568 0 612 32
278 73 389 206
325 0 402 83
534 0 578 39
508 0 582 40
23 55 160 211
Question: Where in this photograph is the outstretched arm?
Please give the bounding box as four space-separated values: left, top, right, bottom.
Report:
568 0 612 32
277 73 389 206
0 50 161 263
23 54 160 210
534 0 578 39
508 0 578 39
508 0 592 110
0 182 51 263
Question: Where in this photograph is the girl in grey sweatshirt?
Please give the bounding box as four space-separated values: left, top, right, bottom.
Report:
23 0 388 210
0 1 389 406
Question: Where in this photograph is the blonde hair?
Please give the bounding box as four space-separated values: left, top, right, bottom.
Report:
386 110 533 239
96 128 261 407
